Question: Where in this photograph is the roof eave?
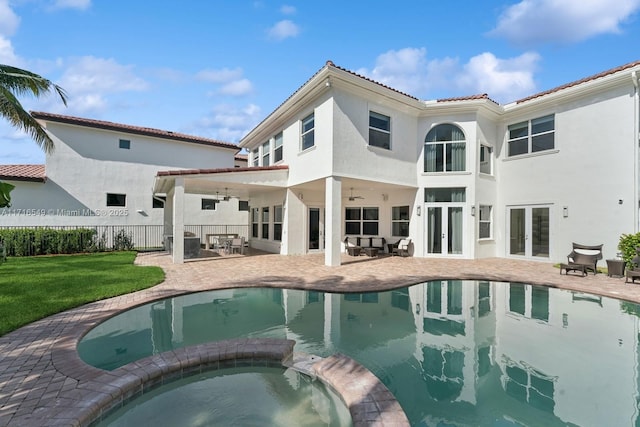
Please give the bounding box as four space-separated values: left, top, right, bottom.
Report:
32 112 240 153
503 63 640 114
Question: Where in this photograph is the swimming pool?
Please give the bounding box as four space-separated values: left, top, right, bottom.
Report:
78 280 640 426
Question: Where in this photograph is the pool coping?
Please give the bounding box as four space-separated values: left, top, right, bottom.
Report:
29 337 409 426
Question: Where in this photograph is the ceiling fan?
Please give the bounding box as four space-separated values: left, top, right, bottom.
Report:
215 188 231 201
347 187 364 201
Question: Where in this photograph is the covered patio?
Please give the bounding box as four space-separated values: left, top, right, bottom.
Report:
154 165 418 266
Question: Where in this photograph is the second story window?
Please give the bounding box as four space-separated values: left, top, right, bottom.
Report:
251 149 259 167
274 132 283 163
479 145 493 175
262 140 270 166
301 113 315 151
119 139 130 149
369 111 391 149
201 198 217 210
106 193 126 207
508 114 555 157
424 124 466 172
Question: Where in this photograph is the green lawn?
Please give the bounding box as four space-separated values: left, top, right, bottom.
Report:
0 251 165 336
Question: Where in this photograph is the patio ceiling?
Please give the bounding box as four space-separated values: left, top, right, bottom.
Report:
153 166 417 201
152 166 289 199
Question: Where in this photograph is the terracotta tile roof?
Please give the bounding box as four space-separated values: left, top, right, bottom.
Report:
242 60 420 144
324 60 419 101
0 164 46 182
234 153 248 160
156 165 288 177
515 59 640 104
436 93 499 105
30 111 240 151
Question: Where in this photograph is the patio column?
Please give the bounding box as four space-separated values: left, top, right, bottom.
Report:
325 176 342 266
172 177 185 264
163 189 173 238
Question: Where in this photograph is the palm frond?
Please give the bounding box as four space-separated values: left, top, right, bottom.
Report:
0 64 68 153
0 65 68 106
0 86 55 152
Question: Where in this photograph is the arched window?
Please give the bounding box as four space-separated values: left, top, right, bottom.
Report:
424 124 466 172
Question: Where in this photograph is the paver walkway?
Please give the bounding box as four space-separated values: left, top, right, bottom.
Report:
1 251 639 426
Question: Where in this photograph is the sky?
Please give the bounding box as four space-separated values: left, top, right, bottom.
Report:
1 0 639 164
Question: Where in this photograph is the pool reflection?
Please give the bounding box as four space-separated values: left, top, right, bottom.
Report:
78 281 640 426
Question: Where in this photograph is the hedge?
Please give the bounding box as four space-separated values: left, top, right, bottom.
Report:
0 228 98 256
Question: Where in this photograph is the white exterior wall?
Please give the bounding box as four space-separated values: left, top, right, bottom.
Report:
331 90 418 186
3 121 244 228
497 85 637 261
287 94 334 186
475 113 499 259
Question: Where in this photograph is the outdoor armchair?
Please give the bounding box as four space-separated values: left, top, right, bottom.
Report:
392 238 411 257
565 242 603 275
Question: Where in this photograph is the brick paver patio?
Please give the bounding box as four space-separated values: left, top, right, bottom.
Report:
1 251 639 426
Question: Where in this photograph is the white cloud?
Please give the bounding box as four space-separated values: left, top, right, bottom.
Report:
197 67 244 83
51 0 91 10
0 36 20 65
196 103 262 142
281 5 296 15
219 79 253 96
490 0 640 45
56 56 148 114
359 47 540 104
197 67 253 97
0 0 19 37
457 52 540 102
267 19 300 41
358 47 431 95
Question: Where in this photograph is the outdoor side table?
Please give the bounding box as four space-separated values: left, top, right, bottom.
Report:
606 259 625 278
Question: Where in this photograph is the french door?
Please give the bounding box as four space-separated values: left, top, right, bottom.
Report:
508 205 550 259
308 207 324 251
426 204 464 255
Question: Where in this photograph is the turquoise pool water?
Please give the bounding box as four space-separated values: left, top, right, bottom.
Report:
79 281 640 426
96 366 352 427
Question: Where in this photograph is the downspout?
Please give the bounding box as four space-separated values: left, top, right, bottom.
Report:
633 70 640 233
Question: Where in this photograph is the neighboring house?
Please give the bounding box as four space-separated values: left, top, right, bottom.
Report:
155 59 640 265
1 112 247 247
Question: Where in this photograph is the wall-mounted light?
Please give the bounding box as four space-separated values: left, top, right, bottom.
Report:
563 206 569 218
298 193 303 200
416 206 421 216
470 206 476 216
382 193 388 201
415 303 421 315
619 199 624 205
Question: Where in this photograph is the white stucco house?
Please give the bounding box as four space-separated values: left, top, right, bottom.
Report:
155 59 640 265
0 112 248 248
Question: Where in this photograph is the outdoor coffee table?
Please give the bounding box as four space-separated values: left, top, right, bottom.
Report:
347 246 362 256
363 247 379 257
560 263 586 277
